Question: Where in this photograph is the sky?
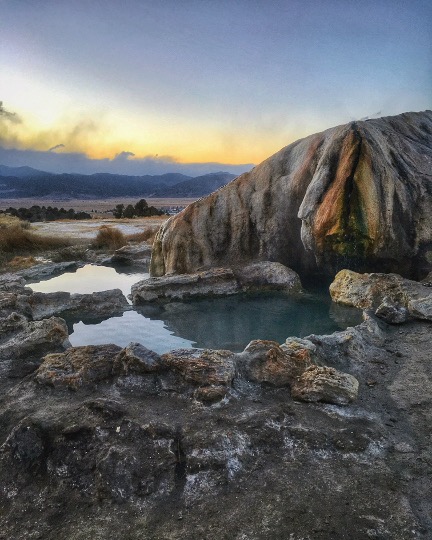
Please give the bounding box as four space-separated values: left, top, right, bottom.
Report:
0 0 431 176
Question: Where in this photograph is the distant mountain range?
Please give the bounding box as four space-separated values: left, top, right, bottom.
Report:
0 165 237 199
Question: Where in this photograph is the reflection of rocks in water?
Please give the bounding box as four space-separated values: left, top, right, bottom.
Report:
137 291 362 351
329 301 364 329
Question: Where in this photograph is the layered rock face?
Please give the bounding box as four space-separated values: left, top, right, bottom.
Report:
151 110 432 278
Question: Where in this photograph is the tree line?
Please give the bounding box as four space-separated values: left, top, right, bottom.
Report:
113 199 165 218
1 206 91 222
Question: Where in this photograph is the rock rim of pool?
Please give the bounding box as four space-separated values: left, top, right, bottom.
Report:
1 261 432 537
131 261 302 303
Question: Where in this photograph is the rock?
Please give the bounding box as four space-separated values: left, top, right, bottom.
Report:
113 342 163 374
131 268 240 303
194 385 228 403
0 315 70 378
408 296 432 321
131 263 302 303
1 419 46 471
35 344 122 389
290 365 359 405
16 261 80 282
161 348 235 388
29 288 129 320
233 261 302 292
375 297 410 324
238 339 316 386
110 242 152 266
0 273 27 292
151 111 432 278
330 269 432 322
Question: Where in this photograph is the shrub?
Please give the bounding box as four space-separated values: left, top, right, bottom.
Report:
93 226 126 250
126 227 158 244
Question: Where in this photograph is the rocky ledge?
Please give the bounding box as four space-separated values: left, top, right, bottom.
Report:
330 269 432 323
0 271 129 321
131 261 301 303
0 310 431 539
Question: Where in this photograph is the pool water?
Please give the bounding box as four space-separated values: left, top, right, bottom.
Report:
29 264 363 354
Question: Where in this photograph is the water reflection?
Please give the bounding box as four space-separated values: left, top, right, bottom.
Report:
29 264 148 303
67 310 195 354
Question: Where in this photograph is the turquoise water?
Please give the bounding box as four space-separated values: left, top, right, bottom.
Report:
30 265 362 354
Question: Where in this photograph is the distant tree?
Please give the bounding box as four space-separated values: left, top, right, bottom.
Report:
134 199 148 217
113 204 124 219
123 204 136 218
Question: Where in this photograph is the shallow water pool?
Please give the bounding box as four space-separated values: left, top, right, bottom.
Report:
30 264 363 354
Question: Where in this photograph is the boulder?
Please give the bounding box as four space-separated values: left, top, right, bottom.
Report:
110 242 152 266
238 339 316 386
150 111 432 278
35 344 122 389
290 365 359 405
113 342 163 374
160 348 235 401
233 261 302 292
131 268 240 303
330 269 432 321
375 297 410 324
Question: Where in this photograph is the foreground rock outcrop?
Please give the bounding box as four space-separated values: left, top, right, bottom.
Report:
0 313 431 539
151 110 432 279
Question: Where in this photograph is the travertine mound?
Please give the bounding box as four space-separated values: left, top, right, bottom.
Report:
151 110 432 278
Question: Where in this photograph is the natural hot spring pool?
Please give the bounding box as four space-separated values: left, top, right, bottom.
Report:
30 264 363 354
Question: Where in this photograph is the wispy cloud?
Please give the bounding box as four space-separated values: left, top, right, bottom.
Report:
0 102 21 124
48 143 65 152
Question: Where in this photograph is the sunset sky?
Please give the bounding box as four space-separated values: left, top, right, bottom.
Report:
0 0 431 175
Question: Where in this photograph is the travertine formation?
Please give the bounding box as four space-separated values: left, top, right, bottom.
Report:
151 110 432 278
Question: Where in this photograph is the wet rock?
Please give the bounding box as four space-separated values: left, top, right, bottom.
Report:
375 296 410 324
16 261 80 282
35 344 122 389
151 111 432 278
233 261 302 292
29 288 129 320
113 342 163 375
291 365 359 405
131 267 240 303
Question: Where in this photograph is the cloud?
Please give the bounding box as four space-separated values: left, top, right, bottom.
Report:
0 102 21 124
0 146 253 177
48 144 65 152
114 151 135 160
